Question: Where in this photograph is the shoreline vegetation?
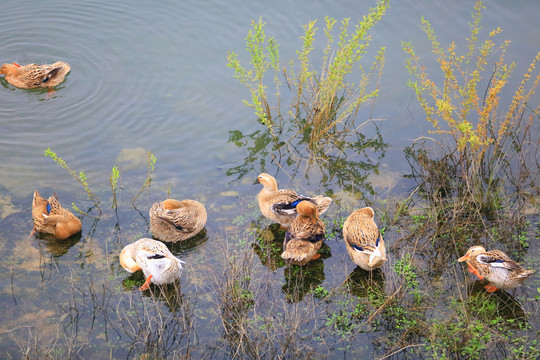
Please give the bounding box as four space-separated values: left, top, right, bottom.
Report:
2 1 539 359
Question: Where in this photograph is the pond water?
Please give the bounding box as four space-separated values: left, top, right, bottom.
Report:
1 0 539 359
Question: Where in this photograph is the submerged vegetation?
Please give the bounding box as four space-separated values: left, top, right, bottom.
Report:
1 1 539 359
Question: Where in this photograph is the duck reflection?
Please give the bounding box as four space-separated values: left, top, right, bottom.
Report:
345 266 386 299
465 281 528 328
35 231 81 257
168 228 209 256
281 242 331 303
121 271 185 313
251 223 287 271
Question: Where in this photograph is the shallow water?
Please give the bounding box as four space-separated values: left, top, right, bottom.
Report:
1 0 539 358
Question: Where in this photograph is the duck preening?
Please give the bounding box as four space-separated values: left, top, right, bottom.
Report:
0 61 71 89
120 238 185 291
458 245 534 292
255 173 332 228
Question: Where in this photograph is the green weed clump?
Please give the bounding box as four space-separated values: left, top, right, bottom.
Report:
402 0 540 219
228 0 388 150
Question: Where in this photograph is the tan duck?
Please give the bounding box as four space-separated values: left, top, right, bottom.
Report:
149 199 207 243
342 207 387 271
281 201 325 265
0 61 70 89
458 245 534 292
255 173 332 228
31 190 82 240
120 238 185 291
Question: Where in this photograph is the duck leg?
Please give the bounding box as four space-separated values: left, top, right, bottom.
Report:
467 263 484 279
139 275 153 291
27 225 36 241
310 254 321 261
484 284 500 293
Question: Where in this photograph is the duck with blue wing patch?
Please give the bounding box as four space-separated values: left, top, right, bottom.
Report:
342 207 387 271
255 173 332 228
31 190 82 240
458 245 534 292
281 201 326 265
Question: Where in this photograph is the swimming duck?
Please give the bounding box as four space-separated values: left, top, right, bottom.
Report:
149 199 207 243
0 61 71 89
31 190 82 240
342 207 387 271
255 173 332 228
120 238 185 291
458 245 534 292
281 201 325 265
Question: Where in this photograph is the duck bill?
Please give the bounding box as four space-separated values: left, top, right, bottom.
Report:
252 178 260 185
457 253 470 262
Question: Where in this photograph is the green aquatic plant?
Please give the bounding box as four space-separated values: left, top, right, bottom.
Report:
44 148 100 209
402 0 540 218
228 0 389 149
110 165 120 209
131 151 157 204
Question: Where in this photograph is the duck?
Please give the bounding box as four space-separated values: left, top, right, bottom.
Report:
120 238 185 291
149 198 207 243
31 190 82 240
0 61 70 89
254 173 332 228
458 245 534 292
342 207 387 271
281 201 325 265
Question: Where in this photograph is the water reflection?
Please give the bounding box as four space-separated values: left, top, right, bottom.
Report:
251 223 287 271
227 122 387 195
464 282 528 329
345 267 386 299
281 243 330 303
117 285 194 359
168 228 210 256
35 232 81 257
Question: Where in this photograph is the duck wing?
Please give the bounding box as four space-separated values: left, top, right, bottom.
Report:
477 253 524 272
271 189 312 216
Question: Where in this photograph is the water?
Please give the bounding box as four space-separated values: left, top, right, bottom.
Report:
1 0 539 358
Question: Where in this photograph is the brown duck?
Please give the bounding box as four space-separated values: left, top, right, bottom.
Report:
0 61 71 89
281 201 326 265
255 173 332 228
149 199 207 243
31 190 81 240
342 207 387 271
458 245 534 292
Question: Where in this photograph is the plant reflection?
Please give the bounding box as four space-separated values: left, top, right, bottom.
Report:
227 121 387 196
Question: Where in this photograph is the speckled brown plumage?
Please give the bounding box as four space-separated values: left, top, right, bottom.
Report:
149 199 207 243
342 207 387 271
458 245 534 292
32 190 81 240
255 173 332 228
281 201 325 265
0 61 71 89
